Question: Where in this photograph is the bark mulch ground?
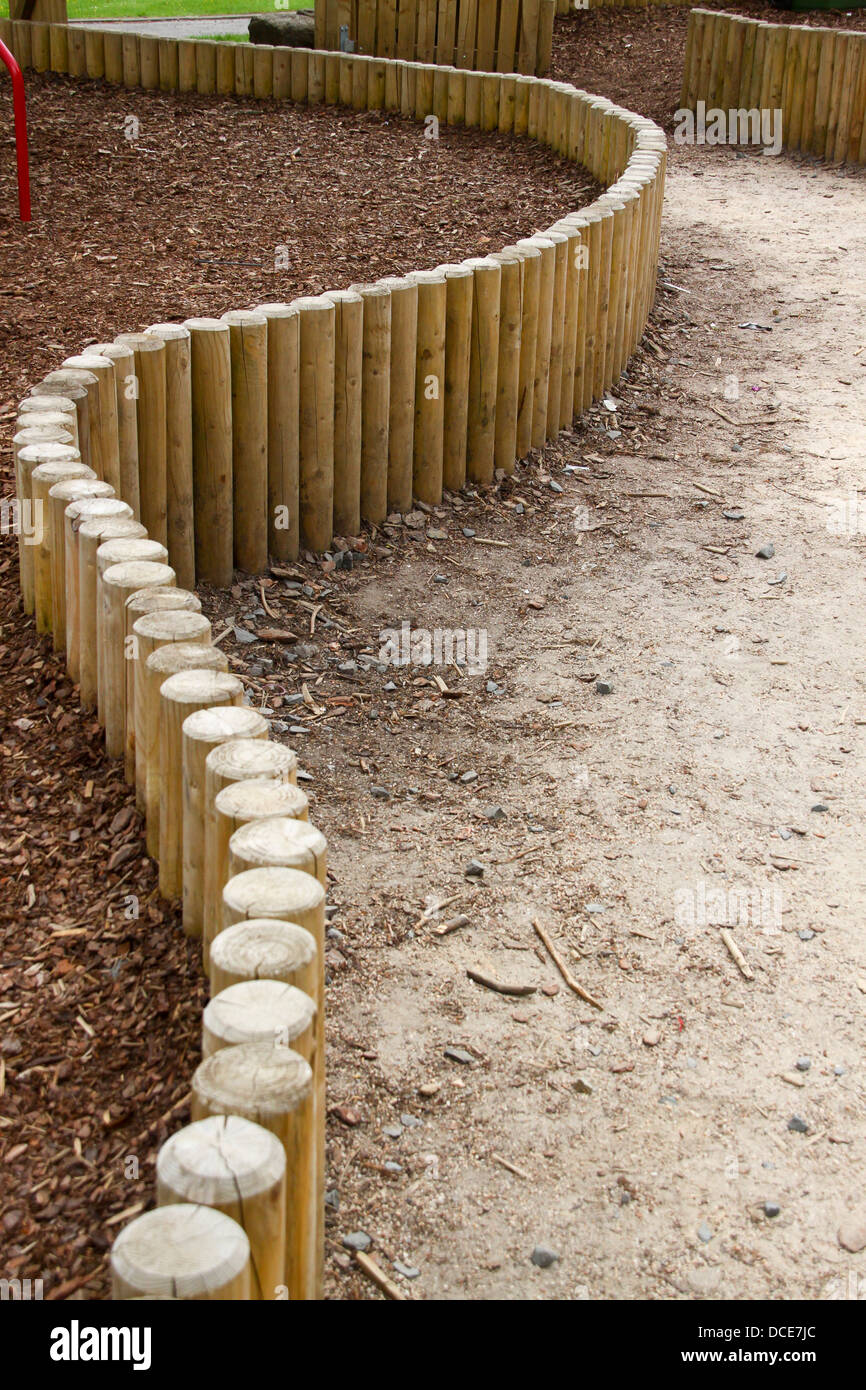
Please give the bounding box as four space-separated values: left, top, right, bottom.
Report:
0 74 599 1301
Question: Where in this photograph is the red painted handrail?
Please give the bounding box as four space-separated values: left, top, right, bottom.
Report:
0 38 31 222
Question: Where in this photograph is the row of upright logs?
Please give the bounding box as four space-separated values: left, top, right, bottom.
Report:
3 21 668 589
13 371 330 1300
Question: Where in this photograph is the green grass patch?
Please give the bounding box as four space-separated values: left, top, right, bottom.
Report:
6 0 310 19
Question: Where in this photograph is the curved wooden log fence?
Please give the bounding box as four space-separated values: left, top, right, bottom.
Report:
1 19 666 1299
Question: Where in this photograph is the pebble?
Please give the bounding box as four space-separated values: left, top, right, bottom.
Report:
596 681 613 695
383 1161 403 1174
763 1202 781 1219
465 859 484 877
401 1113 421 1128
417 1081 441 1097
573 1077 593 1095
643 1028 661 1047
549 480 564 494
697 1221 713 1244
530 1245 560 1269
384 681 397 693
778 827 792 841
393 1261 421 1279
383 1124 403 1139
427 528 448 540
756 543 775 559
462 527 476 538
342 1232 372 1252
482 805 505 821
324 1188 339 1211
233 625 258 644
370 785 390 799
444 1046 474 1065
834 1064 845 1077
486 680 505 695
837 1209 866 1253
811 803 829 813
787 1115 809 1133
795 1057 811 1072
433 573 448 584
460 770 478 783
798 928 815 941
722 509 745 521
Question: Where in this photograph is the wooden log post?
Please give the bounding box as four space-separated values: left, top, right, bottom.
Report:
17 395 78 443
222 311 269 575
191 1042 313 1301
65 498 133 681
212 780 310 957
159 35 179 91
511 243 540 459
229 816 327 890
77 516 147 711
101 561 177 761
440 264 473 493
203 741 299 962
326 289 363 540
515 235 555 449
47 478 115 654
30 461 93 638
220 867 326 1300
129 608 211 786
158 671 244 901
489 251 522 473
157 1115 286 1302
127 587 203 794
203 979 314 1062
142 643 229 856
89 342 140 520
184 318 233 587
255 304 300 563
352 282 391 527
111 1204 251 1301
544 229 568 440
115 333 168 546
40 368 98 469
145 324 195 588
408 269 447 506
295 296 336 554
14 430 77 615
181 706 270 940
209 918 317 999
463 256 501 485
377 276 417 515
29 379 90 467
96 537 169 727
121 32 140 87
61 354 120 491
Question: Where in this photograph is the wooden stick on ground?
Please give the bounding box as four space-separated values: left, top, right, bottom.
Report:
720 928 754 981
466 968 535 998
532 917 603 1010
354 1250 407 1301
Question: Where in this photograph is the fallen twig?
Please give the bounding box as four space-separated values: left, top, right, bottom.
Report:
354 1250 407 1301
532 918 603 1010
491 1152 530 1180
466 968 536 997
720 929 753 981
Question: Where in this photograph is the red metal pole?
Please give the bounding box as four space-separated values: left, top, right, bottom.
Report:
0 38 31 223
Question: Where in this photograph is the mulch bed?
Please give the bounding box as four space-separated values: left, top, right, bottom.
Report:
551 3 863 131
0 75 599 1301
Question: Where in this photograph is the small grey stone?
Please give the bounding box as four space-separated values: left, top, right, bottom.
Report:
444 1046 474 1065
401 1113 421 1127
383 1161 403 1174
233 625 258 645
383 1124 403 1139
486 680 504 695
393 1261 421 1279
326 927 344 944
834 1064 845 1077
763 1201 781 1218
294 643 317 660
384 681 397 693
370 785 391 800
296 768 313 781
585 901 607 914
324 1188 339 1211
462 527 476 538
787 1115 809 1133
482 804 505 821
697 1221 713 1244
341 1231 371 1252
284 692 305 705
722 509 745 521
798 928 815 941
433 573 448 584
531 1245 560 1268
778 827 792 840
596 681 613 695
289 726 308 736
756 543 775 559
811 803 829 813
460 770 478 783
795 1057 811 1072
270 721 289 734
337 661 356 674
549 480 564 494
465 859 484 877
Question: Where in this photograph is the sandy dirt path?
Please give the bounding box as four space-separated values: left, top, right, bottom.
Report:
320 146 866 1301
